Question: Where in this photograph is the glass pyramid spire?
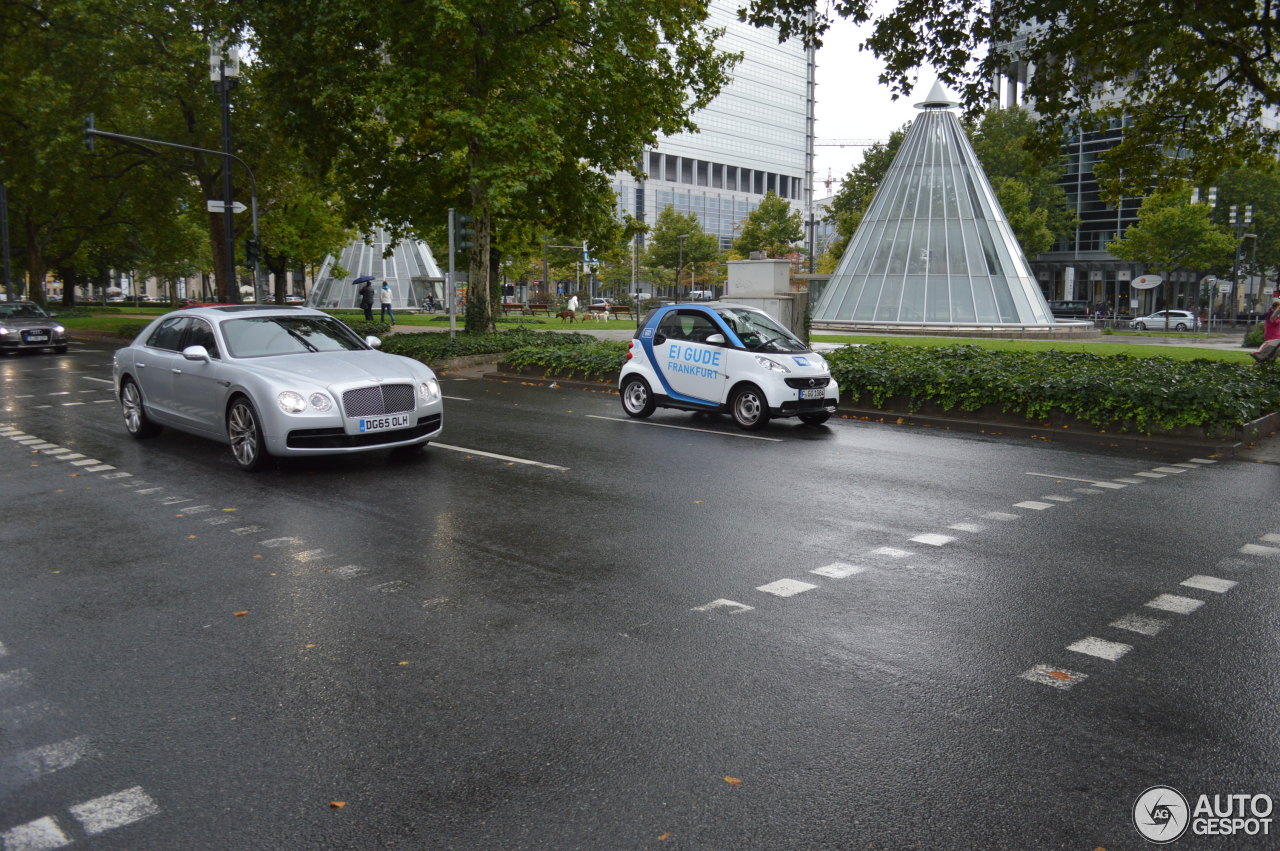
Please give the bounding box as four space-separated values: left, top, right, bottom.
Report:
306 226 444 310
814 83 1055 326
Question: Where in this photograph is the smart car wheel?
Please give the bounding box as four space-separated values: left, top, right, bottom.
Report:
120 378 161 438
227 396 271 472
730 384 769 431
620 375 656 419
799 412 831 426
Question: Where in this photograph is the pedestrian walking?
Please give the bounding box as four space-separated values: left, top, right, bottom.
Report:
379 281 395 324
1252 297 1280 362
358 281 375 321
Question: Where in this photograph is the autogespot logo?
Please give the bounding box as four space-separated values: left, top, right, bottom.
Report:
1134 786 1190 843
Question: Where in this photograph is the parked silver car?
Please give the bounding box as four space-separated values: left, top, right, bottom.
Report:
0 301 68 353
1130 309 1200 331
112 306 443 471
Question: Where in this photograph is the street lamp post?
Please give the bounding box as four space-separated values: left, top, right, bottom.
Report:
210 40 241 303
1228 203 1255 326
676 233 689 300
0 181 12 302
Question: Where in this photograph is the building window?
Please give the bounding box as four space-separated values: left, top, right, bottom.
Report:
665 154 678 182
726 166 738 192
712 163 724 189
696 160 708 187
647 151 661 180
753 170 764 194
767 173 777 195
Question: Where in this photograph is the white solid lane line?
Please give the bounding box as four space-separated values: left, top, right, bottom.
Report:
432 442 570 472
585 414 783 441
81 376 114 384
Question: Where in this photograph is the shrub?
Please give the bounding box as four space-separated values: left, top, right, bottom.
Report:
502 340 629 380
1243 323 1263 348
826 343 1280 434
346 320 392 337
379 329 595 363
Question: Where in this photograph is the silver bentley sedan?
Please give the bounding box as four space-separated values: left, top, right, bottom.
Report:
112 305 443 471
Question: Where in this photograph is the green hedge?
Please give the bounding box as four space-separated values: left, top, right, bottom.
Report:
826 343 1280 434
502 340 629 379
378 329 596 362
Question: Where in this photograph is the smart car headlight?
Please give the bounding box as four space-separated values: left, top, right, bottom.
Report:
418 378 441 404
276 391 307 413
754 356 790 373
308 392 332 412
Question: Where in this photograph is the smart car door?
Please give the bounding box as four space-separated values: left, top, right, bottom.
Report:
653 309 728 405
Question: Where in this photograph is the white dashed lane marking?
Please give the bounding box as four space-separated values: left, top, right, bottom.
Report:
68 785 160 836
871 546 913 558
1021 664 1088 690
1145 594 1205 615
433 441 574 470
1110 614 1168 636
757 579 818 597
1181 575 1237 593
691 599 754 614
1013 501 1054 510
809 562 865 579
910 533 954 547
948 522 984 533
1239 543 1280 557
982 511 1019 521
1066 636 1133 661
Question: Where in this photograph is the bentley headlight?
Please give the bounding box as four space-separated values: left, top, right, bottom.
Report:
754 356 790 373
308 392 332 412
418 378 441 404
276 391 307 413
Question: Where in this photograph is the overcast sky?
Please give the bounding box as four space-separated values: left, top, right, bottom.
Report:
810 14 936 199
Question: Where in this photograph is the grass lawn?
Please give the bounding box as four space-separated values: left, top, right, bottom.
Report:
811 333 1253 362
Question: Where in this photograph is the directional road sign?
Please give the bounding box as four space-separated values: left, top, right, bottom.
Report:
206 200 247 214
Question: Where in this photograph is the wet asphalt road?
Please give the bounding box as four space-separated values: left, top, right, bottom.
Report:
2 342 1279 850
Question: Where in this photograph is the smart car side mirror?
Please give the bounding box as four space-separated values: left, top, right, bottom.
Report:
705 333 725 345
365 335 382 349
181 345 210 362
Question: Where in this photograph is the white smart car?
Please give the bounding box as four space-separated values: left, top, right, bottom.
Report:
619 302 839 430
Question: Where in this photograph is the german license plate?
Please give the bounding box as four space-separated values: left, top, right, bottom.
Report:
25 333 48 342
357 414 410 433
799 388 825 400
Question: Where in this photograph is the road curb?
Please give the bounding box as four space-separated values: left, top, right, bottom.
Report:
481 368 1260 456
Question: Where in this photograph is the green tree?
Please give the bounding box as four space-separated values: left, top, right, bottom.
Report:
732 191 803 258
1211 165 1280 310
966 107 1077 251
250 0 734 333
741 1 1280 198
644 206 719 296
1107 187 1236 328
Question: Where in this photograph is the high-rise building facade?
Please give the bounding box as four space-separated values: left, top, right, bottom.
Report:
612 0 815 251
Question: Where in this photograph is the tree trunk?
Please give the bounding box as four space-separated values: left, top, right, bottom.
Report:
23 217 47 305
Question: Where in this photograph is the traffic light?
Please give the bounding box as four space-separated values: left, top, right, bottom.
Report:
243 238 260 265
453 211 475 252
83 114 95 152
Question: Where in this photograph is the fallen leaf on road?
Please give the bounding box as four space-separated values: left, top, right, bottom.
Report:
329 801 346 809
234 611 248 617
724 776 742 786
658 833 671 841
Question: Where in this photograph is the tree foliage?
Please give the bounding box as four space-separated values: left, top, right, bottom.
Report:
740 0 1280 198
1107 186 1236 322
249 0 735 332
732 191 803 258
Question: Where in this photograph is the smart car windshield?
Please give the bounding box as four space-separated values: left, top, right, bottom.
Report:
0 303 51 319
222 316 368 358
715 307 807 353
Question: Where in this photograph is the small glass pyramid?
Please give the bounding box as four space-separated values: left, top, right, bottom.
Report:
815 82 1055 326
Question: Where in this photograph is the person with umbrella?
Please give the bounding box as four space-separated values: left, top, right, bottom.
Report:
355 276 375 321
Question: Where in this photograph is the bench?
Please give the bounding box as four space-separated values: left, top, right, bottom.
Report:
527 304 552 316
607 304 636 321
586 305 609 319
500 303 527 316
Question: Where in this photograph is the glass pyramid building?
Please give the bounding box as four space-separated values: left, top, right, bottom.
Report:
814 83 1055 327
307 226 444 311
